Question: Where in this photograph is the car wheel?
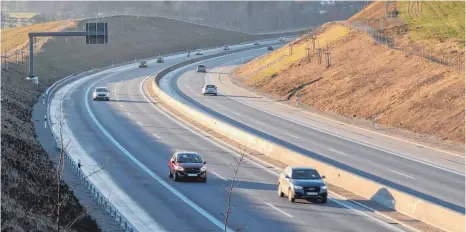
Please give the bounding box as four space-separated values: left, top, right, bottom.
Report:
169 169 173 178
214 93 217 96
200 178 207 183
277 184 284 197
288 189 295 202
321 197 328 204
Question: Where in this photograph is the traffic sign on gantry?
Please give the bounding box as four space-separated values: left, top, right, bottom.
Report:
86 22 108 44
27 21 109 83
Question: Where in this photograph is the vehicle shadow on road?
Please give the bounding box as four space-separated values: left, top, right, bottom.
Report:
233 180 277 191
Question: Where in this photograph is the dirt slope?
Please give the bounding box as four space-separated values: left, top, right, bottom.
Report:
235 15 464 145
1 15 286 231
1 20 75 55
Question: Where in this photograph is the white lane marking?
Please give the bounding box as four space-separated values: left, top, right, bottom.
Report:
222 76 465 172
219 77 465 177
211 171 227 181
126 112 131 116
266 203 293 218
119 104 124 108
142 60 406 231
152 133 161 140
329 149 348 156
137 121 143 126
388 169 415 180
86 80 234 232
215 104 229 111
233 112 241 116
284 132 299 139
254 120 266 126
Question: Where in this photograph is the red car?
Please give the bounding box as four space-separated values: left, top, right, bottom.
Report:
169 151 207 182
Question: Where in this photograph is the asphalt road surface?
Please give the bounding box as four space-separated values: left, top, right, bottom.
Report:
164 48 465 213
60 45 405 231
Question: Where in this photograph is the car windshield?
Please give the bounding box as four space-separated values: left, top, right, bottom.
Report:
177 153 202 163
292 169 321 180
95 88 109 92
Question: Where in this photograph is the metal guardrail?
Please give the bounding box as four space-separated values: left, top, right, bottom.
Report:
44 37 288 232
46 71 138 232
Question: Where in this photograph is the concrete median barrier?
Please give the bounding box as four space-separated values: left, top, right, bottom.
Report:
151 53 464 232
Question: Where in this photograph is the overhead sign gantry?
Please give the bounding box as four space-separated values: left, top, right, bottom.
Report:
27 22 108 84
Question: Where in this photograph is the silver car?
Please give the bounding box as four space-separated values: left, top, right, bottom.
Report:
93 87 110 101
277 166 328 203
202 84 217 96
196 49 204 55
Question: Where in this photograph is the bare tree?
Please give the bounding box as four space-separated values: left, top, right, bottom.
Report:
222 145 248 232
53 96 70 232
50 94 108 231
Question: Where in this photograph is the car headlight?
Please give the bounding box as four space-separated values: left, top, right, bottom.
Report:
321 185 327 190
200 166 207 172
294 185 303 190
176 166 184 171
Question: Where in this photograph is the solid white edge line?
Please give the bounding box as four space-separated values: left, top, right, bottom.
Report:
223 63 462 159
207 65 464 177
137 121 143 126
254 120 266 126
388 169 416 180
142 71 408 232
266 203 293 218
87 77 235 232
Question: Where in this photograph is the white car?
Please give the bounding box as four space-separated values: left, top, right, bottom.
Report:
196 49 204 55
254 41 260 46
279 37 286 42
223 45 230 50
202 84 217 96
93 87 110 101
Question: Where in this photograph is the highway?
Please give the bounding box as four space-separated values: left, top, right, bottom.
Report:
162 47 465 213
58 44 407 231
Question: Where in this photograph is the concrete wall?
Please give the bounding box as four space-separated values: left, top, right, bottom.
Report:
151 54 465 232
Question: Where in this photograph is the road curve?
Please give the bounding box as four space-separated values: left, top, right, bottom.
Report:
165 48 465 212
61 45 405 231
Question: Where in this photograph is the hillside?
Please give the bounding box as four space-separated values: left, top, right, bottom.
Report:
11 1 370 33
1 15 287 231
234 2 465 146
1 20 75 54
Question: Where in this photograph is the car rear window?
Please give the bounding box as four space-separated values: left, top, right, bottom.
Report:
95 88 109 92
206 85 216 88
198 65 205 68
292 169 321 180
177 153 202 163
